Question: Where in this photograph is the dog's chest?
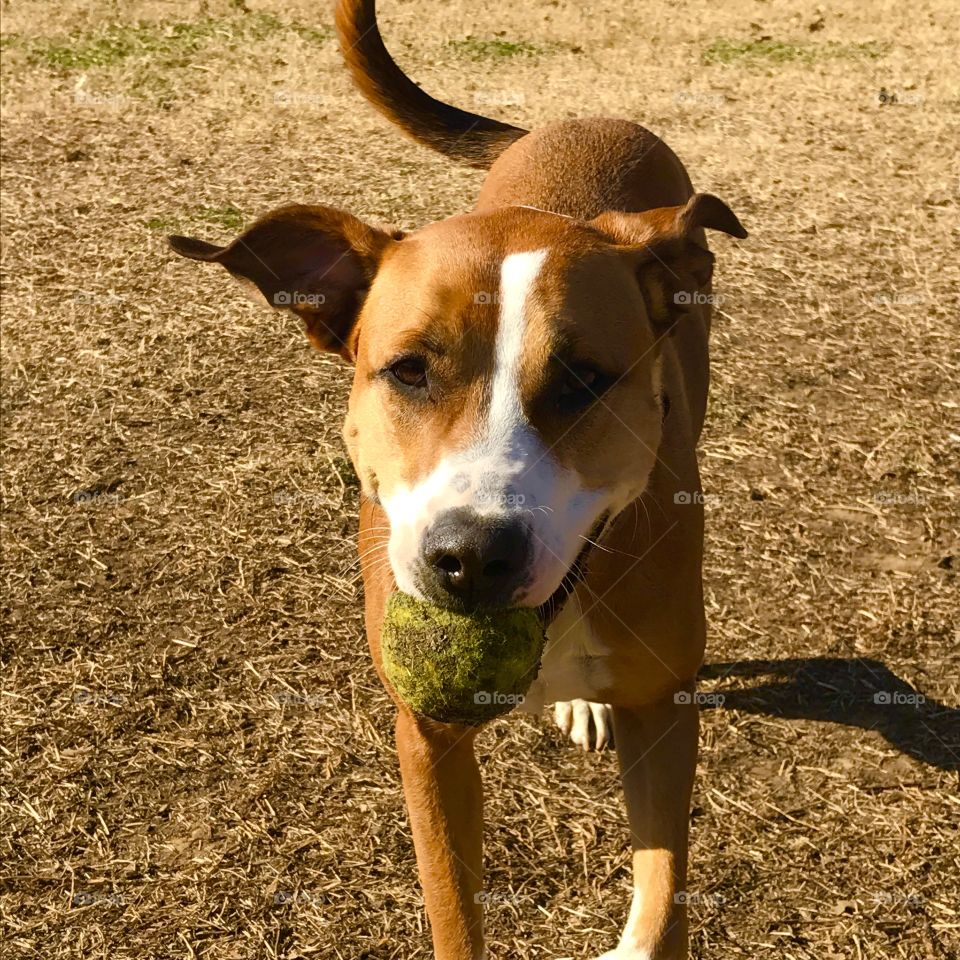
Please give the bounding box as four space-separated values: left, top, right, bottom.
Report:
519 594 613 714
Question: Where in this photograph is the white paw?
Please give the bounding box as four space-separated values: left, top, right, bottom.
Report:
553 699 614 751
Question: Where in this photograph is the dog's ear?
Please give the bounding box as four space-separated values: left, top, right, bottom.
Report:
590 193 746 335
168 204 402 360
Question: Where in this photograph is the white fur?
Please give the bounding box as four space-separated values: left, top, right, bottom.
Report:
520 592 614 712
488 249 546 448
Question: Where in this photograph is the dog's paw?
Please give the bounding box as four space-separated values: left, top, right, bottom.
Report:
553 699 614 751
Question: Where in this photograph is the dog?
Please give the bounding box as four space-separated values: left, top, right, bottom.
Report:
168 1 747 956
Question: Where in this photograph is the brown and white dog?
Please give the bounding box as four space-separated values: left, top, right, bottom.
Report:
169 2 747 956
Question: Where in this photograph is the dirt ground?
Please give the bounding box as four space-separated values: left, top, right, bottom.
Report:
1 1 958 957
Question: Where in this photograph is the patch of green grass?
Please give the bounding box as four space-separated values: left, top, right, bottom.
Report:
289 23 333 46
196 206 246 232
27 21 211 69
146 207 245 234
143 216 178 232
23 14 329 71
703 38 888 66
448 37 545 61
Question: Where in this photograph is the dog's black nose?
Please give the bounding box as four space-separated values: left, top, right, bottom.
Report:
420 508 531 609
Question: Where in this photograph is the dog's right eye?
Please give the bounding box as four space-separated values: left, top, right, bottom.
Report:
556 363 615 415
387 356 429 393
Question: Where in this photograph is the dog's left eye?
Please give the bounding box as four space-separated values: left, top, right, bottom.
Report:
388 356 429 392
557 364 611 413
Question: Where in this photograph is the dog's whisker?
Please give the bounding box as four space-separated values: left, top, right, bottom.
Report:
340 540 391 572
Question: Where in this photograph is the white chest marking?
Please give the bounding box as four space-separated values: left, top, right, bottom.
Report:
518 594 614 713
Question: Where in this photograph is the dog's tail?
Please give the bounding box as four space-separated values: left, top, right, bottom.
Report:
335 0 527 169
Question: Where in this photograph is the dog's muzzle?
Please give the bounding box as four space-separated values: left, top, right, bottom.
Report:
416 507 532 611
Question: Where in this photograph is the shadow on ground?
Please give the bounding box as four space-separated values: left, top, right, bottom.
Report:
700 658 960 771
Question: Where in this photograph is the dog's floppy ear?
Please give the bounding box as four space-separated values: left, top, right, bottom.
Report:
590 193 747 335
168 204 401 360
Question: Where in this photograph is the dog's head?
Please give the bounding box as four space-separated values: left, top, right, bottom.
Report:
169 196 744 611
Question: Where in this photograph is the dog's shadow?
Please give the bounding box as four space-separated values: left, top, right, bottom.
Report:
698 658 960 771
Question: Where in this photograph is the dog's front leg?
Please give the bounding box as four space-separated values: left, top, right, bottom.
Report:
597 690 699 960
396 708 485 960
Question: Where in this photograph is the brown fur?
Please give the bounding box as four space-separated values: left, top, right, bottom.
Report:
335 0 525 167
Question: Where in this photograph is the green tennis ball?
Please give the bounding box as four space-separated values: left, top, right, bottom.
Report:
381 592 545 726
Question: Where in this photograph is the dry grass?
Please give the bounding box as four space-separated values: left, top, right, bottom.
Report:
1 0 958 957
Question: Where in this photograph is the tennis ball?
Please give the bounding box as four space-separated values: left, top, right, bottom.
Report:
381 592 545 726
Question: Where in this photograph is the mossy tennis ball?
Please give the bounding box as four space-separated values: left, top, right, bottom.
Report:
381 592 545 726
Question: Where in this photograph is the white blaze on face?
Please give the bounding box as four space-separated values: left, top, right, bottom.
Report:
381 248 610 606
487 250 545 453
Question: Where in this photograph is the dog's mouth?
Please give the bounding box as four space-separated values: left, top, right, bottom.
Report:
535 513 609 626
